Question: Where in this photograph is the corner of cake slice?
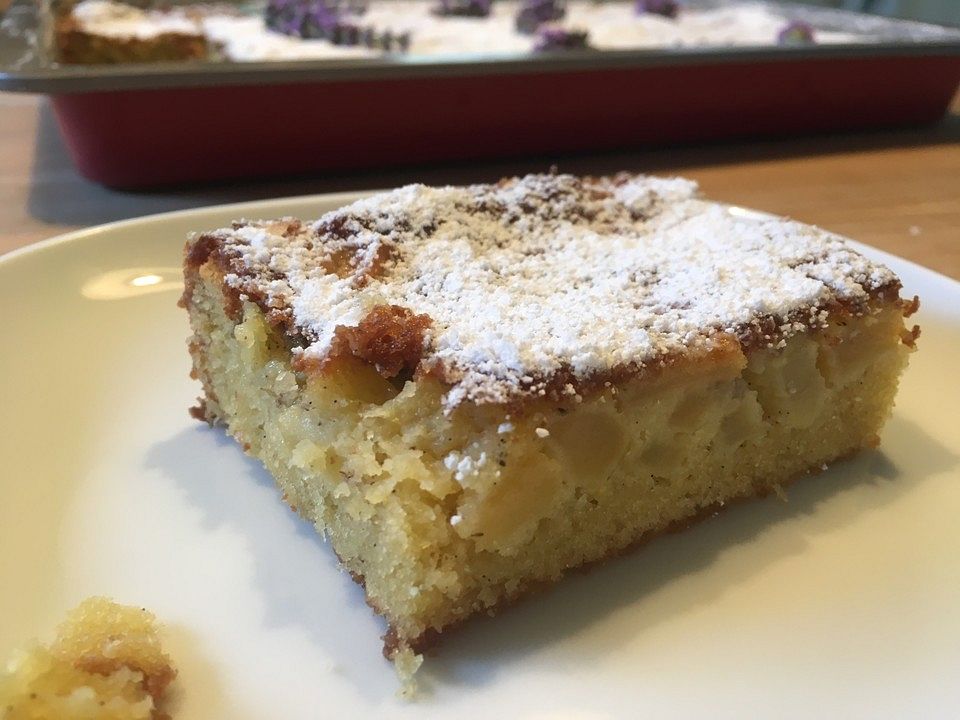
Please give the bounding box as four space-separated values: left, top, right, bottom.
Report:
179 172 918 686
55 0 212 64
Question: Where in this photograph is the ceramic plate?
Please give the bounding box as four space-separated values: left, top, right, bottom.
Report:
2 194 958 719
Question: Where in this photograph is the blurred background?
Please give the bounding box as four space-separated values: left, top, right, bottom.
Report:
802 1 958 26
2 0 957 276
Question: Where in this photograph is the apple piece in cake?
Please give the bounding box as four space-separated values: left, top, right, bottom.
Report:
179 172 917 682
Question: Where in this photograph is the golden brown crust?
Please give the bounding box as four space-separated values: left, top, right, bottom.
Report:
182 232 303 335
55 15 209 64
181 236 215 310
330 304 432 379
188 398 212 422
315 220 399 287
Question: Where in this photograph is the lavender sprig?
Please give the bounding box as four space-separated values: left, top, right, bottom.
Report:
533 26 590 52
265 0 409 51
634 0 679 19
516 0 566 35
431 0 492 17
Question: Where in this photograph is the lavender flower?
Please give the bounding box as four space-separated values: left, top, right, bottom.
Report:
379 29 413 52
266 0 337 39
516 0 566 35
331 20 362 45
634 0 679 19
431 0 492 17
265 0 410 51
395 31 412 52
533 26 590 52
777 20 816 45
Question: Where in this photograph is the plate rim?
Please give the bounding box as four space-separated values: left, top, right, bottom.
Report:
0 189 386 265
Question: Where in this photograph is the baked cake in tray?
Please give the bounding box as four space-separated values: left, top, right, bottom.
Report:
55 0 863 65
180 172 918 684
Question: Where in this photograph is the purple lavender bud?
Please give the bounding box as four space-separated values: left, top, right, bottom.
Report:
264 0 294 34
378 29 412 53
431 0 491 18
335 20 362 45
302 6 340 39
516 0 566 35
533 26 590 52
777 20 816 45
634 0 679 19
265 0 412 51
266 0 340 39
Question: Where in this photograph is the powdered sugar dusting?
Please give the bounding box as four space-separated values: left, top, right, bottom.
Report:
207 173 897 408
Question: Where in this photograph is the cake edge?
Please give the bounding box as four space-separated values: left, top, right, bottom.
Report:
375 442 871 659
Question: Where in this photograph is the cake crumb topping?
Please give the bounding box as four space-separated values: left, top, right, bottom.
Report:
204 172 897 408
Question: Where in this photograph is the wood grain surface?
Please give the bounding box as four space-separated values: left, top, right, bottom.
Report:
1 93 957 279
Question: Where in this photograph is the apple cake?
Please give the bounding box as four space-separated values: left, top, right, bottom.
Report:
180 172 918 682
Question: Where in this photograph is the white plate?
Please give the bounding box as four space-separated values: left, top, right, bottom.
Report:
2 195 958 720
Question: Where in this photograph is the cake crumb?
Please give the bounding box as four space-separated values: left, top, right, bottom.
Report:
393 648 423 700
0 597 176 720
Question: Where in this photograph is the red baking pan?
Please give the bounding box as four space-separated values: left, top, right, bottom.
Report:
2 0 959 188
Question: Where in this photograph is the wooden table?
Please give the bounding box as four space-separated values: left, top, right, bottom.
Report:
2 92 958 280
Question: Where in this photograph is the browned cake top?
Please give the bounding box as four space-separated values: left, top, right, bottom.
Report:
186 172 899 409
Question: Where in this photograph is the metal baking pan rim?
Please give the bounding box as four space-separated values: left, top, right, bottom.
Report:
4 40 960 94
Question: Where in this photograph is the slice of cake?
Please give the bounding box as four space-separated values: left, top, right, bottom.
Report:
55 0 212 64
180 172 918 682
